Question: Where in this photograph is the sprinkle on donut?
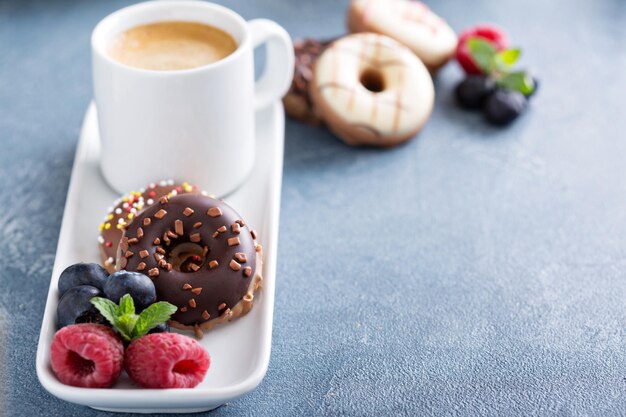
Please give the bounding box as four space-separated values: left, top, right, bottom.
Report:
118 194 260 328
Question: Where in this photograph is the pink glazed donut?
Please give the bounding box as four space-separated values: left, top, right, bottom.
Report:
310 33 434 147
347 0 457 72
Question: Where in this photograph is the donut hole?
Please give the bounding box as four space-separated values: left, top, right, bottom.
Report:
359 68 385 93
168 242 208 273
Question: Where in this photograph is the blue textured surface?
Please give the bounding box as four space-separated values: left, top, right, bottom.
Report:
1 0 626 415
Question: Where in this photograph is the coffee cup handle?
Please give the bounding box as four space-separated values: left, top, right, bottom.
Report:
248 19 294 111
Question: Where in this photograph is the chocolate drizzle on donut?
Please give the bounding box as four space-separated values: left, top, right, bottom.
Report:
316 81 410 113
120 194 257 326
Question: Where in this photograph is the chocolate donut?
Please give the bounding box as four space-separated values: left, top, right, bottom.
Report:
98 180 198 272
283 38 334 124
118 194 262 336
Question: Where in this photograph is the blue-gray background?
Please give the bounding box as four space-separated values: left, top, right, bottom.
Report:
1 0 626 415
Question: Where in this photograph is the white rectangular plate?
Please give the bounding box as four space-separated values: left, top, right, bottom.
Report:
36 101 284 413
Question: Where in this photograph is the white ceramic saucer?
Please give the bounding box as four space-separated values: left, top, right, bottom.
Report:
35 101 284 413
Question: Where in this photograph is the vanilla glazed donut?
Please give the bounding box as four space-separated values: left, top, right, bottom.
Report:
98 180 198 273
118 193 262 337
347 0 457 72
310 33 434 147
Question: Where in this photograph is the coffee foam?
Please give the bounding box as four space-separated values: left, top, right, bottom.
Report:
108 21 237 71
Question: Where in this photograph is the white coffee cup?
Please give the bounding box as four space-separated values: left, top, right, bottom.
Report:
92 0 294 195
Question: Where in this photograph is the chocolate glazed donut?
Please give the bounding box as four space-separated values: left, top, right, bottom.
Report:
118 194 262 337
98 180 198 273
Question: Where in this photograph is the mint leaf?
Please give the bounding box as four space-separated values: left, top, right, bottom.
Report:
114 314 138 341
498 71 535 95
132 302 178 339
467 37 497 74
90 297 119 326
495 48 521 70
89 293 173 342
118 294 135 315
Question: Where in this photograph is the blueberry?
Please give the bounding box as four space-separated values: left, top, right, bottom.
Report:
455 75 496 109
103 270 156 312
483 89 527 125
75 309 109 326
58 263 109 296
57 285 102 328
148 322 170 334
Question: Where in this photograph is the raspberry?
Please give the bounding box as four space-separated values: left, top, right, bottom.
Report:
125 333 210 388
456 24 509 75
50 324 124 388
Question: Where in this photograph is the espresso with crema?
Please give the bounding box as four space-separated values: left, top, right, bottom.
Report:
108 21 237 71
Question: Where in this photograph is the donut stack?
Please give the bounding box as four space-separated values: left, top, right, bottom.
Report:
98 181 262 336
283 0 457 147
